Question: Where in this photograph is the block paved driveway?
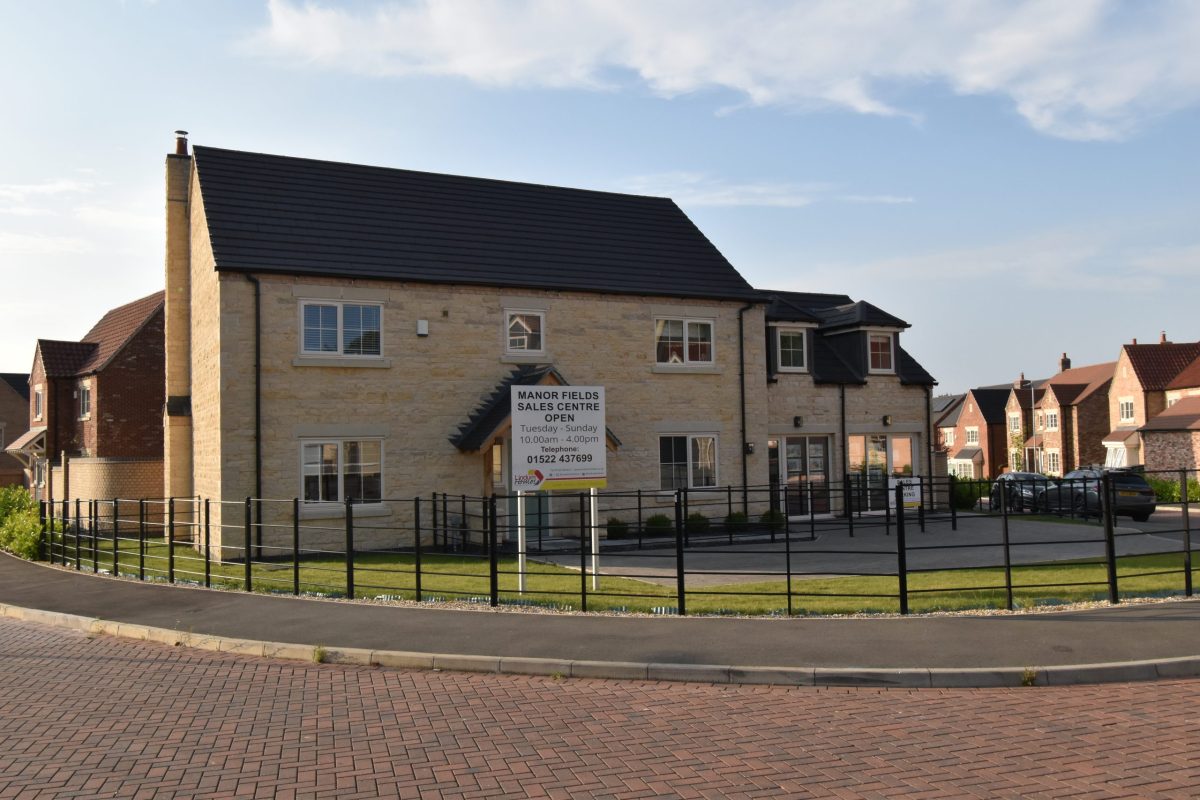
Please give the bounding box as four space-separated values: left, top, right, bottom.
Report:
1 618 1197 799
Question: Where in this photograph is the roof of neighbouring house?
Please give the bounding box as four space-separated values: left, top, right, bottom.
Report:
1045 360 1114 405
35 292 164 378
191 146 760 302
0 373 29 402
1123 342 1200 391
932 393 963 415
935 396 966 428
1166 354 1200 391
1140 396 1200 432
968 388 1012 424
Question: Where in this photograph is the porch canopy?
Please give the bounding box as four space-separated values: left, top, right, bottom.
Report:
4 425 46 469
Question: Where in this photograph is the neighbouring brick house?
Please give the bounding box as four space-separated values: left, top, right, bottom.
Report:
1103 334 1200 468
933 393 964 463
1004 375 1048 473
941 387 1010 479
1034 354 1113 476
0 374 30 488
5 293 165 503
163 136 937 554
1140 352 1200 473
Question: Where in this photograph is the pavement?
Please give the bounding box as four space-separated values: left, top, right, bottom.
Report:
2 548 1199 689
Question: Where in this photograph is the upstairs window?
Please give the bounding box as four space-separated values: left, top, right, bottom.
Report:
1046 411 1059 431
776 329 807 372
1119 399 1135 422
78 385 91 419
301 301 382 357
965 427 979 445
506 311 545 355
868 333 894 373
1009 414 1020 433
34 388 43 421
655 318 713 365
943 429 955 447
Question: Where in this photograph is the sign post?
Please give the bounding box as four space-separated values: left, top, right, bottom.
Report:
511 386 607 593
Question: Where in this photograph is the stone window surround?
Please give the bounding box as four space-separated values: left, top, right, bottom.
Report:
654 316 716 368
504 308 546 357
292 285 390 368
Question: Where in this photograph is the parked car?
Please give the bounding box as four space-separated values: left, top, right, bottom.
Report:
989 472 1055 512
1035 468 1157 522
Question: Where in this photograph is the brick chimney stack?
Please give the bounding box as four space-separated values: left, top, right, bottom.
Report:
1015 371 1025 389
164 130 194 500
1132 338 1138 345
1060 352 1071 372
1160 331 1170 344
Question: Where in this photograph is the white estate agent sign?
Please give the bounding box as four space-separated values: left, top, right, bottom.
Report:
510 386 606 491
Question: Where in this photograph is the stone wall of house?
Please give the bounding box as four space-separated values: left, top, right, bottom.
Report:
1143 431 1200 472
194 270 771 556
163 152 194 504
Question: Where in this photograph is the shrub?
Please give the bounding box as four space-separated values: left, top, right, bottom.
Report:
684 512 709 533
643 514 673 533
0 485 35 526
1145 475 1200 504
758 509 785 531
723 511 748 532
0 508 42 560
605 516 630 539
952 479 987 511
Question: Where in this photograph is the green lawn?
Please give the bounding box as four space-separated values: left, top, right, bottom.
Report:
44 531 1197 616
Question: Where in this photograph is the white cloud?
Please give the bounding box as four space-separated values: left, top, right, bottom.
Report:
614 172 827 207
0 231 92 256
248 0 1200 141
74 205 160 233
0 179 93 202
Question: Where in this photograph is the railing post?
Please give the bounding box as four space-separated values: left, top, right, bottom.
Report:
949 475 958 531
784 499 794 616
769 482 778 543
432 492 439 550
168 497 176 584
1182 470 1192 598
895 483 909 615
90 499 98 572
243 497 253 592
292 498 300 596
204 498 211 589
578 492 588 613
674 490 686 616
1101 473 1119 604
844 475 855 537
488 495 499 607
413 497 423 603
74 498 81 570
682 487 690 547
138 499 146 580
39 501 46 562
637 488 643 549
918 477 926 532
111 499 119 575
1000 486 1014 611
808 483 816 541
345 496 355 600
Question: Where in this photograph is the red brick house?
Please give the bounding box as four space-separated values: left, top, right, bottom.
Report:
5 292 165 502
942 387 1010 479
1103 335 1200 468
1035 355 1113 476
1140 352 1200 472
0 374 29 488
1004 374 1048 473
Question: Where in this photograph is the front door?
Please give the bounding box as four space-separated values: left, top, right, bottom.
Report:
849 434 915 512
784 436 831 516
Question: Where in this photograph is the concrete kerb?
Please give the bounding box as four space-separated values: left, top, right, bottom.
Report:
2 602 1199 688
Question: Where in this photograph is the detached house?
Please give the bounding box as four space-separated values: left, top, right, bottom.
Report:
1103 335 1200 468
5 293 165 502
1034 354 1113 476
1138 350 1200 472
0 374 30 488
1004 375 1048 473
163 136 936 553
940 387 1010 479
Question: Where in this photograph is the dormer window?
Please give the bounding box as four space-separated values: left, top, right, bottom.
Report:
776 328 807 372
868 333 894 373
34 388 43 421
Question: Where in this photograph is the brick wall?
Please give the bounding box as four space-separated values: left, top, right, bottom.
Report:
1143 431 1200 471
96 309 164 458
0 381 27 487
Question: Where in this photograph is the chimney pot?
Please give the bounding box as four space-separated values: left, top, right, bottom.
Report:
1060 352 1071 372
1160 331 1168 344
1132 338 1138 345
174 130 189 156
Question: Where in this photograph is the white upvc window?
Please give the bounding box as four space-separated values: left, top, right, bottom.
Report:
1008 414 1020 433
1035 411 1043 431
1046 410 1059 431
776 327 807 372
505 310 545 355
300 301 382 357
868 333 894 373
34 388 43 421
949 461 975 479
1118 398 1135 422
943 429 955 447
1045 450 1061 475
659 434 718 489
78 383 91 420
965 427 979 445
301 439 383 504
1105 446 1127 468
655 318 714 365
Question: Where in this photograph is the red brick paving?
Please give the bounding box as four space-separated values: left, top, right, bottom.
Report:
0 619 1197 799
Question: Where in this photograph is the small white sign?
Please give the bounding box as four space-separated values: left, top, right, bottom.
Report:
510 386 606 491
888 477 921 509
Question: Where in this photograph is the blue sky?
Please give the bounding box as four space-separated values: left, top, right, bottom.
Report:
2 1 1199 393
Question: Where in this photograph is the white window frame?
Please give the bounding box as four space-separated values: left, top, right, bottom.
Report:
1008 414 1020 433
299 300 384 359
658 433 719 490
1118 398 1135 423
775 327 808 373
1045 410 1059 431
1045 450 1061 475
943 429 955 447
299 438 384 506
655 317 715 366
965 427 979 445
78 382 91 420
34 387 43 421
948 460 975 479
504 309 546 356
867 332 894 374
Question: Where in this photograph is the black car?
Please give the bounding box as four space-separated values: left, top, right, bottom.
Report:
990 472 1055 512
1036 468 1157 522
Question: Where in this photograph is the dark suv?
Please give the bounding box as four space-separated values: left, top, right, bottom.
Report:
989 472 1055 512
1036 468 1157 522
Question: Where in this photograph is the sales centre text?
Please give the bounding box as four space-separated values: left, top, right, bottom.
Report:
515 390 601 423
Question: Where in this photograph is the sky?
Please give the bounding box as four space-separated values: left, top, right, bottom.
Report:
2 0 1199 393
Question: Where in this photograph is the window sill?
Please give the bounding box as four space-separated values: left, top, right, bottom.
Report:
652 364 721 375
299 503 393 521
293 356 392 369
775 368 809 375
